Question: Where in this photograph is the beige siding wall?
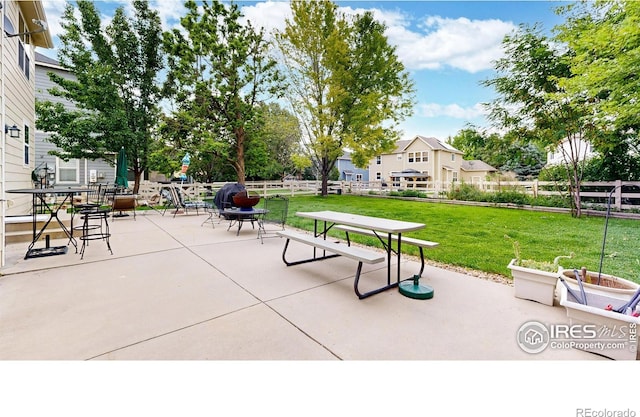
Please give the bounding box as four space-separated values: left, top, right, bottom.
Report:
404 140 434 175
3 1 38 215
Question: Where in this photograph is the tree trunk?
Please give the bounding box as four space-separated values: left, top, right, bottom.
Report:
235 126 246 185
320 156 330 196
133 170 142 194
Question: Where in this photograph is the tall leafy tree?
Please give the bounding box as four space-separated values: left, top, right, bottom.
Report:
276 0 415 196
162 0 281 185
35 0 163 193
555 0 640 176
482 24 591 216
245 103 302 180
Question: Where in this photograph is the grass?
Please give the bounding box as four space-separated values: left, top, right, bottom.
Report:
282 195 640 282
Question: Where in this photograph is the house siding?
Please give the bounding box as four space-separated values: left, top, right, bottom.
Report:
2 1 53 265
35 55 115 188
3 1 39 215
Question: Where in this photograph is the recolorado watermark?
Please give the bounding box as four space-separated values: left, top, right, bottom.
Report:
516 320 637 355
576 409 636 417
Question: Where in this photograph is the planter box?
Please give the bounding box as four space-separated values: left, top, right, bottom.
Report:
559 284 639 360
558 267 639 297
508 259 559 306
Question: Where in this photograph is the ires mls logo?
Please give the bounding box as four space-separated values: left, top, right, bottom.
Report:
516 321 636 354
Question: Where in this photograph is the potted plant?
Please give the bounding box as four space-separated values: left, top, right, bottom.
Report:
557 266 639 297
506 235 572 306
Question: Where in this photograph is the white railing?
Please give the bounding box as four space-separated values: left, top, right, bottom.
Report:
134 179 640 210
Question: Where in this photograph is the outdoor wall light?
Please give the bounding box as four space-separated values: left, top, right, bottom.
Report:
4 19 48 38
4 124 21 139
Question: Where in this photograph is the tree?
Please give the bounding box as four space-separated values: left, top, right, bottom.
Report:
449 126 546 179
276 0 415 196
245 103 302 180
162 0 281 185
482 24 591 216
35 0 163 193
555 0 640 174
556 0 640 135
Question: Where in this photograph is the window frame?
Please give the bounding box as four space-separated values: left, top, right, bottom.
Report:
23 124 30 165
56 157 80 184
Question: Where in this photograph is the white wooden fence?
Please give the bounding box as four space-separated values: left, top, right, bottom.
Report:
135 179 640 211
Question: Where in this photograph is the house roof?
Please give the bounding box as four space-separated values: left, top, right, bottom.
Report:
35 51 61 67
461 160 497 172
16 1 54 48
393 135 464 154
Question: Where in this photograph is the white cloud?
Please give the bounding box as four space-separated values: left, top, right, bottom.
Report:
419 102 486 119
41 0 67 40
385 14 516 73
150 0 187 31
240 2 292 37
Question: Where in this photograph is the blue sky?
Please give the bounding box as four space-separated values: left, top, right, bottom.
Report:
38 0 568 141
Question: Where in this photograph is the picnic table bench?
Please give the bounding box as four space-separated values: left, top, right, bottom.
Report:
277 230 385 299
333 224 439 277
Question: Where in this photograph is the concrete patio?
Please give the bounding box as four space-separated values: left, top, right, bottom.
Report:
0 208 601 360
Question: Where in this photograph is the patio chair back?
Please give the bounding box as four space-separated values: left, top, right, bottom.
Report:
161 185 206 217
259 195 289 243
112 195 137 220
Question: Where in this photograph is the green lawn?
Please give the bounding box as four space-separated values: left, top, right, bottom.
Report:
281 195 640 282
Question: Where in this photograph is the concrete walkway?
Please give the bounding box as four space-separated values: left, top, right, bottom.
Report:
0 209 599 360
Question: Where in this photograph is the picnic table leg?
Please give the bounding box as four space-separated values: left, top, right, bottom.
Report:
354 261 399 299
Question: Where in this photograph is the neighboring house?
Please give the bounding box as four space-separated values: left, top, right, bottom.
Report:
335 151 368 181
1 1 53 263
34 52 115 188
546 136 596 166
460 160 497 184
369 135 465 189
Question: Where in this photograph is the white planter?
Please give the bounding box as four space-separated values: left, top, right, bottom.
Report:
508 258 559 306
558 267 639 296
559 284 639 360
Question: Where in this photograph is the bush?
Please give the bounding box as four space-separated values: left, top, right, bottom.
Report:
400 189 426 198
447 183 484 201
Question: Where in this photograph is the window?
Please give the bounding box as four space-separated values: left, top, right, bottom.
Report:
23 125 30 165
376 172 381 180
452 171 458 182
408 151 428 163
451 153 456 162
17 14 31 79
57 158 80 183
355 173 363 181
376 156 381 165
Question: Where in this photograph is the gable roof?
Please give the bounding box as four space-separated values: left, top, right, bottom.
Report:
16 1 54 48
394 135 463 154
461 160 497 172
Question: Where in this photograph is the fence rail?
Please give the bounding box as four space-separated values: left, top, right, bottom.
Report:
134 179 640 211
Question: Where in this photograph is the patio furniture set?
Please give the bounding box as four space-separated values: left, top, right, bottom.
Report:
7 185 139 260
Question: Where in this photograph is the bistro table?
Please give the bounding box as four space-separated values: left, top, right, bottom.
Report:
7 188 91 259
220 207 267 236
293 210 425 298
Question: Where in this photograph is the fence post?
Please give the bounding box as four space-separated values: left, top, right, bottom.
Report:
615 179 622 210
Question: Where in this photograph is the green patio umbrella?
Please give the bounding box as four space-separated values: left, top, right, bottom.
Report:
115 147 128 188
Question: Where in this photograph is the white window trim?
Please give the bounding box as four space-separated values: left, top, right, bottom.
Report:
56 157 80 184
22 121 30 166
